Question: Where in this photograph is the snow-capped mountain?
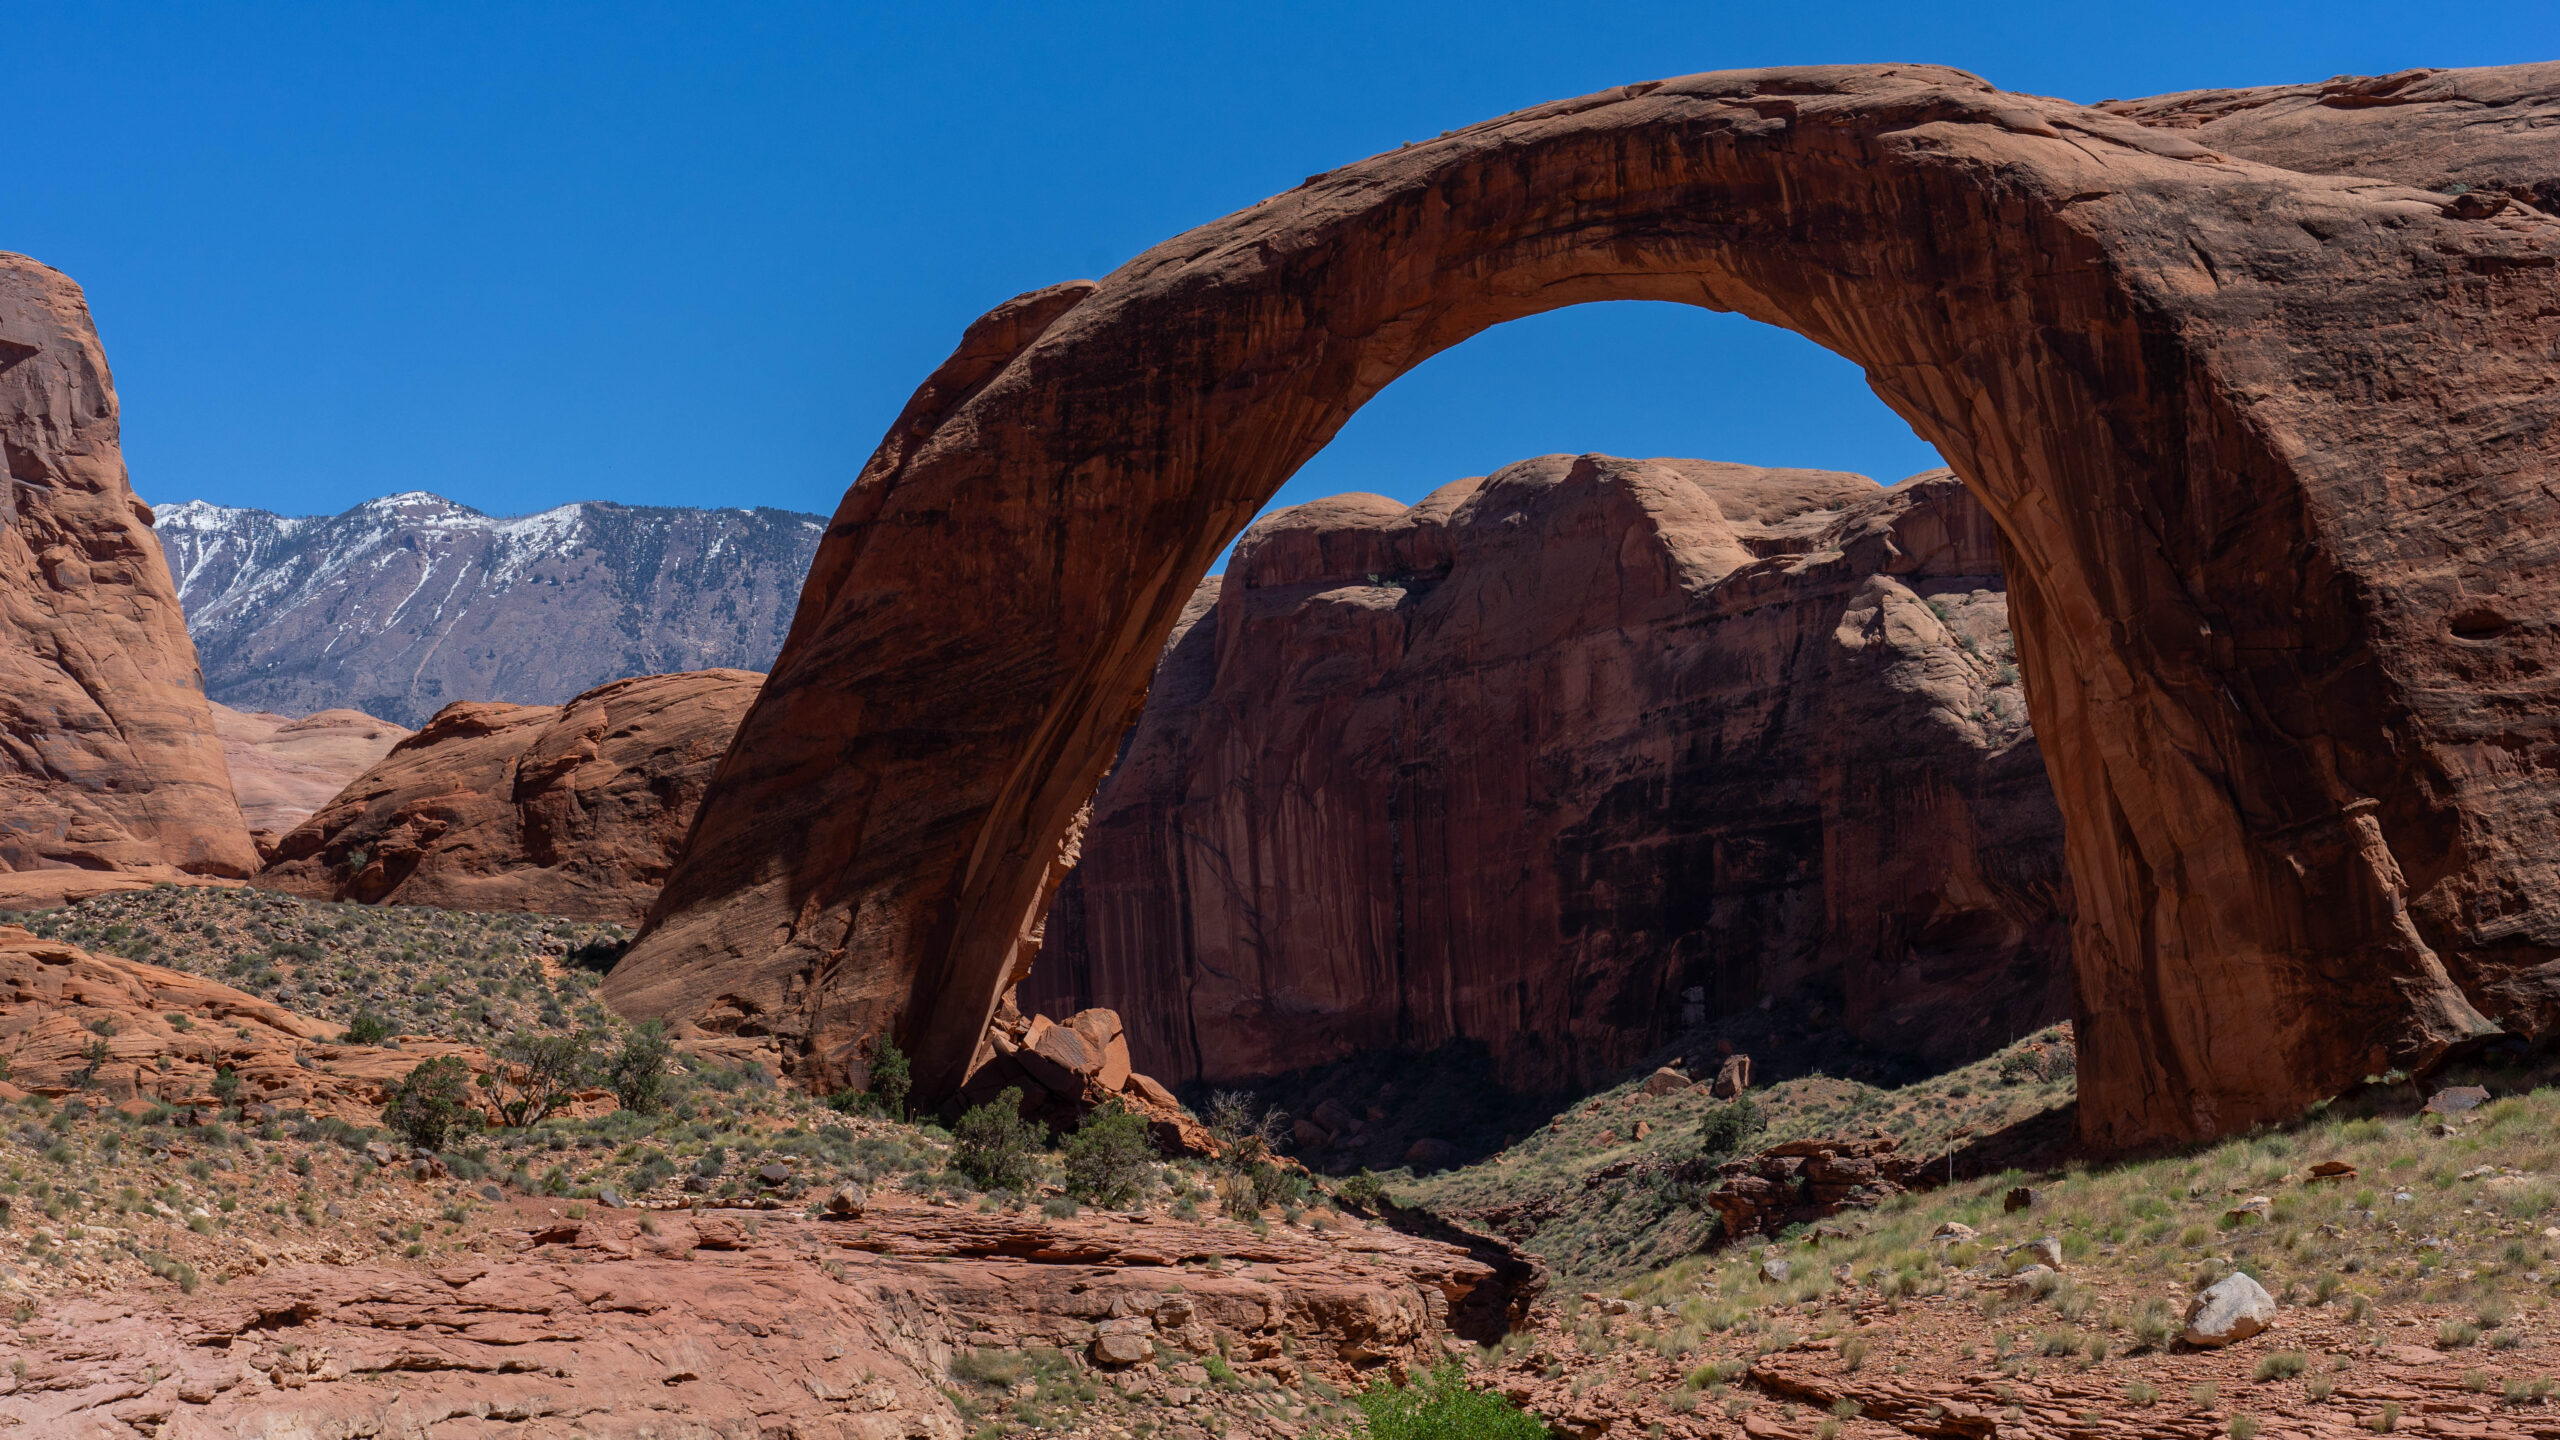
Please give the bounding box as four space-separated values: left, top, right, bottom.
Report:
154 492 827 726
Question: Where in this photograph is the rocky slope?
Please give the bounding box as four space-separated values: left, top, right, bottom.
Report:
0 924 1528 1440
0 253 258 900
156 493 823 726
259 669 763 925
614 61 2560 1153
1026 459 2072 1096
206 701 409 853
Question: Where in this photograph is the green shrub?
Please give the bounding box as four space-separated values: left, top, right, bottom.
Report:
1698 1096 1763 1157
951 1087 1044 1194
383 1055 474 1151
604 1021 673 1115
1062 1104 1153 1208
1354 1362 1546 1440
342 1011 393 1045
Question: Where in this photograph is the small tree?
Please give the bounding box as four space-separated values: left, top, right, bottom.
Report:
480 1030 596 1128
868 1039 912 1121
1698 1095 1763 1158
343 1010 393 1045
950 1086 1044 1194
1062 1103 1153 1208
383 1055 474 1151
605 1021 673 1116
1204 1089 1288 1168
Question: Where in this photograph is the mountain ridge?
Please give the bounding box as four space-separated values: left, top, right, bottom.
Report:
155 491 823 727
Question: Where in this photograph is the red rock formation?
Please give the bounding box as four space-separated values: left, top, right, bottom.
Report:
259 669 760 925
2101 63 2560 211
206 702 410 856
0 925 491 1121
0 1196 1525 1437
609 63 2560 1153
0 254 257 884
962 1000 1218 1153
1024 461 2071 1092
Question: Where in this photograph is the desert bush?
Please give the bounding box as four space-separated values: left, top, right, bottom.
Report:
868 1040 912 1121
1698 1097 1763 1157
604 1021 673 1115
342 1010 393 1045
1062 1103 1153 1208
383 1056 474 1151
951 1087 1045 1194
1354 1361 1546 1440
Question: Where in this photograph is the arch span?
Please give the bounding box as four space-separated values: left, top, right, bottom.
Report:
605 63 2560 1152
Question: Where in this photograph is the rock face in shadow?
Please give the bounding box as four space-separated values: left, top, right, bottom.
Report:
206 703 411 855
0 254 257 884
607 62 2560 1153
1024 460 2072 1092
259 669 761 925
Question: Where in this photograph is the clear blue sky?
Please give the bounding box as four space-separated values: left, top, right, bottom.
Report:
13 3 2555 523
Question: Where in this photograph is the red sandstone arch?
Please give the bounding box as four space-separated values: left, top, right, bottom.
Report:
604 63 2560 1152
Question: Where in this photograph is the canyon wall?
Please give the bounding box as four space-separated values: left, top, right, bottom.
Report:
259 669 761 925
0 253 257 891
1024 460 2072 1091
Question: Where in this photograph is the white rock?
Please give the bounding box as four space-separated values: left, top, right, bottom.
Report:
1760 1258 1791 1284
1930 1221 1977 1243
2183 1272 2276 1347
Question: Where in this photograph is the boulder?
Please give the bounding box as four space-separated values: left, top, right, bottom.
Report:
827 1184 868 1217
2016 1236 2064 1270
1640 1068 1692 1098
0 254 259 883
2183 1272 2277 1348
1710 1055 1753 1100
1759 1259 1791 1285
2424 1086 2492 1116
258 669 763 925
2002 1265 2055 1298
1091 1331 1155 1367
1404 1138 1457 1172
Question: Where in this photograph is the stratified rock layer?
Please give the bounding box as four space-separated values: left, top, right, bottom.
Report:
206 702 410 853
0 254 256 883
260 669 761 924
609 63 2560 1152
2 1196 1526 1438
1026 460 2071 1091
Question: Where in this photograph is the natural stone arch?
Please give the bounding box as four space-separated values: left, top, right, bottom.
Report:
605 63 2560 1152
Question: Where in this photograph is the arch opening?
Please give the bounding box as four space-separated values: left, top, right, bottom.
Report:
605 63 2560 1154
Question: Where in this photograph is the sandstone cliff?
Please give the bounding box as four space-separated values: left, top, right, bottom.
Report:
259 669 761 924
1024 459 2072 1092
205 702 410 855
0 254 257 888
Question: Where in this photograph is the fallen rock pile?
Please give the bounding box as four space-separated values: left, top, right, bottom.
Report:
966 1000 1216 1154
